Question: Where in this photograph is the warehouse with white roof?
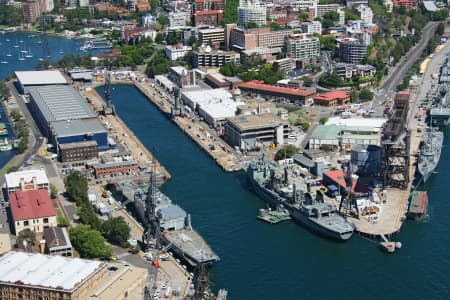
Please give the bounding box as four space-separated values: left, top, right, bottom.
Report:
15 70 68 94
4 169 49 194
181 88 244 127
0 251 107 300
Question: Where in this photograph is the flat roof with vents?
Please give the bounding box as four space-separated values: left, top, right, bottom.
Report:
0 251 103 291
15 70 68 86
28 85 96 122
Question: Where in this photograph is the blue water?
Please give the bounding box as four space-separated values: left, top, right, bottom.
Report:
0 31 107 79
0 31 108 167
98 85 450 299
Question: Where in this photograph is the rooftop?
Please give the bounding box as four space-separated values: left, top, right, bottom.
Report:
5 169 48 188
15 71 67 86
326 117 387 129
44 226 72 249
314 91 350 101
9 190 56 221
238 80 316 97
310 125 343 140
52 118 107 138
59 140 98 149
28 85 96 122
227 113 287 131
0 251 103 291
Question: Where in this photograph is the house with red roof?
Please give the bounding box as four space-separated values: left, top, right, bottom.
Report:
237 80 316 105
9 190 56 235
314 91 350 107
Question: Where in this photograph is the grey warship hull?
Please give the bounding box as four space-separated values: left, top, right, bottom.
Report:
418 127 443 182
247 164 354 241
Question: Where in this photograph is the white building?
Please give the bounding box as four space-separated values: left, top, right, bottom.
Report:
300 21 322 34
286 33 320 63
357 5 373 24
169 11 188 28
142 14 156 28
289 0 318 16
4 169 49 194
165 44 192 61
181 89 244 127
44 0 54 11
384 0 393 13
238 0 267 27
78 0 88 7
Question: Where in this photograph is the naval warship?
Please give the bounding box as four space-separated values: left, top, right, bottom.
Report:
247 160 354 241
418 126 443 182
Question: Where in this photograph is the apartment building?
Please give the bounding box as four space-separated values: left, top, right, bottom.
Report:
336 37 367 63
286 33 320 64
194 47 240 67
227 25 293 51
199 27 225 46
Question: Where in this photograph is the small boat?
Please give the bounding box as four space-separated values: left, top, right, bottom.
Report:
25 48 33 58
18 52 25 61
39 57 44 61
0 60 7 64
36 40 42 44
6 49 12 57
59 48 64 54
19 39 23 43
0 144 13 151
5 38 10 42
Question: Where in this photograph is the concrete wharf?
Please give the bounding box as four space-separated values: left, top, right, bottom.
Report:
83 87 171 180
350 36 450 238
134 81 242 172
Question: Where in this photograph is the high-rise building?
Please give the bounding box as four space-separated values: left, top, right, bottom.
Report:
23 0 41 23
44 0 53 11
227 26 293 51
336 37 367 63
237 0 266 27
286 33 320 64
300 21 322 34
356 5 373 24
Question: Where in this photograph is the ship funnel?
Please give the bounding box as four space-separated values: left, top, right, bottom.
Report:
186 213 192 230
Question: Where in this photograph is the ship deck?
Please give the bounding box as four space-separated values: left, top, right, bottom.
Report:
163 229 219 264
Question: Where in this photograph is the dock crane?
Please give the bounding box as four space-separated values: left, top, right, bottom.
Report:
102 62 116 116
338 160 359 218
143 164 162 299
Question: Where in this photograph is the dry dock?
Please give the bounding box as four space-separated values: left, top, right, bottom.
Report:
134 81 242 172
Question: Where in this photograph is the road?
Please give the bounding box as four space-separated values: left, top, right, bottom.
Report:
373 22 439 116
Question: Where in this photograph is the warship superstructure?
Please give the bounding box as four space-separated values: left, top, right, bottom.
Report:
418 126 443 182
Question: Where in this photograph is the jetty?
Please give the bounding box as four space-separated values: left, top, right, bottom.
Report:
134 81 242 172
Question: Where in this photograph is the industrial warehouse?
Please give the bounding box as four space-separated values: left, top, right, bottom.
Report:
27 84 108 149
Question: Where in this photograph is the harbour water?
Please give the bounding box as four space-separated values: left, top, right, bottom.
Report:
0 31 107 80
99 85 450 299
0 32 448 298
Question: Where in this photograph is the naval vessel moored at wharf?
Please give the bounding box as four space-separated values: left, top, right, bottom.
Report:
247 159 354 241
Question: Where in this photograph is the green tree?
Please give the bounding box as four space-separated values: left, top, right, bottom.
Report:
275 145 300 161
344 8 360 21
0 4 24 26
270 22 282 31
69 225 112 259
258 64 283 84
10 109 22 121
50 184 58 199
302 76 313 87
299 12 309 22
101 217 131 247
57 211 69 227
359 89 374 101
320 70 343 86
350 90 359 103
319 117 328 125
222 0 239 24
155 32 164 43
319 36 336 51
78 202 101 230
17 229 36 247
157 15 169 27
0 81 9 100
247 21 259 29
64 171 88 204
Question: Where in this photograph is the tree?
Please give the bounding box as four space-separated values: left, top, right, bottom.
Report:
64 171 88 204
299 12 309 22
50 184 58 199
9 109 22 121
222 0 239 24
101 217 131 247
270 22 282 31
302 76 313 87
319 117 328 125
57 211 69 227
247 21 259 29
17 229 36 247
274 145 299 161
350 90 359 103
155 32 164 43
319 36 336 52
0 4 24 26
69 225 112 259
0 81 9 100
359 89 374 101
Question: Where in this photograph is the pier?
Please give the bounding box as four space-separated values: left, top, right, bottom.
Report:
83 87 171 180
134 81 242 172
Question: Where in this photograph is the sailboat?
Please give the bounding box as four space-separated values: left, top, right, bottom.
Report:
18 52 25 61
5 38 10 42
59 48 64 54
25 48 33 58
6 49 12 57
13 39 19 48
1 56 7 64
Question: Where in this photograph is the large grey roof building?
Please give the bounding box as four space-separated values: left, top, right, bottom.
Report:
15 70 68 93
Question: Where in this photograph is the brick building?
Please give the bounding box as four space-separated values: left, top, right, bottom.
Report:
59 140 98 162
193 10 223 26
313 90 350 107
